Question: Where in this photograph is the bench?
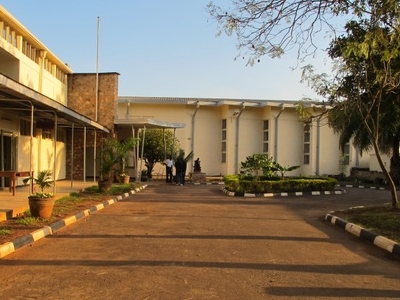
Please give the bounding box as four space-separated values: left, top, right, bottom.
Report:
0 171 34 196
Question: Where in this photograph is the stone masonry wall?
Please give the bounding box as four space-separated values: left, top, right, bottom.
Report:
66 72 119 180
67 72 119 131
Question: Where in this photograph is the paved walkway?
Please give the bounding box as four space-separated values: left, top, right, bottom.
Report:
0 182 399 299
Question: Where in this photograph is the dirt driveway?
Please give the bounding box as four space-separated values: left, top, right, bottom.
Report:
0 183 399 299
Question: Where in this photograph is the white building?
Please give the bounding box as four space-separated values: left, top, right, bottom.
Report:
0 5 377 189
116 97 370 177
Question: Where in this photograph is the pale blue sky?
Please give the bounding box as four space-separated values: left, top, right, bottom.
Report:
1 1 332 100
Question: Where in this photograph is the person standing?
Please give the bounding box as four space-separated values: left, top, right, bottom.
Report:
164 157 173 183
174 156 184 185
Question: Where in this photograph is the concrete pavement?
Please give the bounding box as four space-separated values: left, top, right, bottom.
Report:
0 183 399 299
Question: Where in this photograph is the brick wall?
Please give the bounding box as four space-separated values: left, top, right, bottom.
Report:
67 72 119 131
66 72 119 180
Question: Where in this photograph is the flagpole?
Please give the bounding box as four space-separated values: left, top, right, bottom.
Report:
94 16 100 183
95 16 100 122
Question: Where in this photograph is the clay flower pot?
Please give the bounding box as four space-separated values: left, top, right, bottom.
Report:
28 195 55 219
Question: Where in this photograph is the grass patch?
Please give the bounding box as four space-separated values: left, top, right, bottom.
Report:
15 216 38 226
334 204 400 243
0 228 11 235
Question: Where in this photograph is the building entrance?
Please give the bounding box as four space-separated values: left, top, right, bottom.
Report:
0 130 16 188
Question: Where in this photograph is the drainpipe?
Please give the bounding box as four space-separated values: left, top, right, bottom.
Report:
53 114 58 194
234 103 245 174
191 102 200 173
274 104 285 161
139 126 146 181
70 123 74 189
316 116 321 175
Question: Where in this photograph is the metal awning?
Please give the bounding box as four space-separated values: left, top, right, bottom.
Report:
114 117 185 129
0 74 109 132
114 117 186 182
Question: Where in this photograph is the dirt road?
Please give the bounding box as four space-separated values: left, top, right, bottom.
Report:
0 183 399 299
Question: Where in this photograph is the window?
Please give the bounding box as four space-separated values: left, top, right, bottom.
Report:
20 119 32 136
221 119 226 163
42 130 52 139
303 124 311 164
263 120 269 154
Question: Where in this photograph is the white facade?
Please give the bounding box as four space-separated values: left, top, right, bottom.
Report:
116 97 369 177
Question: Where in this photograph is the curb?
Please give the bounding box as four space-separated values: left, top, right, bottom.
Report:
221 187 346 197
337 184 387 190
193 182 224 185
0 185 147 259
325 212 400 258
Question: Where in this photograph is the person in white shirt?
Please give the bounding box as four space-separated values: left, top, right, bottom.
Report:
164 157 173 183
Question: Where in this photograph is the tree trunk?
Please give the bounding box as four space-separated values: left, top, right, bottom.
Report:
373 141 399 208
390 138 400 186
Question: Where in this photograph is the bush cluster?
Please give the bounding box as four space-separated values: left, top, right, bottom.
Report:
224 175 338 194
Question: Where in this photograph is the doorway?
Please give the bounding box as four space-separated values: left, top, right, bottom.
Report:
0 130 16 188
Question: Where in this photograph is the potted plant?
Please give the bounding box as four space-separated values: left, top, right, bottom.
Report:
115 138 136 184
98 138 120 192
23 170 55 218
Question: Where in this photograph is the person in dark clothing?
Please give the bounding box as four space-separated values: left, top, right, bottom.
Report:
174 156 184 185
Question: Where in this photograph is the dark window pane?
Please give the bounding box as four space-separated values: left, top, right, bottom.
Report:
304 132 310 142
263 143 268 153
304 144 310 153
222 119 226 129
263 120 269 130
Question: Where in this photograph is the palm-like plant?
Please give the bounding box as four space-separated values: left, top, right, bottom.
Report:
271 163 300 180
23 170 54 198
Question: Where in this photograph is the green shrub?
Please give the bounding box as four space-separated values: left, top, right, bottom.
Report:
224 176 338 193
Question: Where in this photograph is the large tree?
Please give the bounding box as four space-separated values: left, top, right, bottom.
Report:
208 0 400 208
138 129 180 178
207 0 398 63
302 17 400 208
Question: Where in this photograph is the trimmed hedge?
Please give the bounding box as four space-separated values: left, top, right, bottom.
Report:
224 175 338 193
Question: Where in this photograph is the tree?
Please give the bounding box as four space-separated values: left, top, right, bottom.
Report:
207 0 381 64
208 0 400 207
240 154 275 179
138 129 180 178
302 17 400 208
115 137 137 177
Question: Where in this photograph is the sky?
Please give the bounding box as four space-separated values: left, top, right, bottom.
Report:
1 1 333 101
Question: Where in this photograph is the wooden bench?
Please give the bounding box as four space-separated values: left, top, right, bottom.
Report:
0 171 33 196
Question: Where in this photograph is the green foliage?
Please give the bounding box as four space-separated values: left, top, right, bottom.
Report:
207 0 385 63
98 137 137 181
138 129 180 178
224 176 338 194
15 216 37 226
0 228 11 235
240 154 300 180
271 163 300 180
337 204 400 242
240 154 275 178
115 137 137 175
23 170 54 198
81 183 140 195
99 138 120 182
301 8 400 207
